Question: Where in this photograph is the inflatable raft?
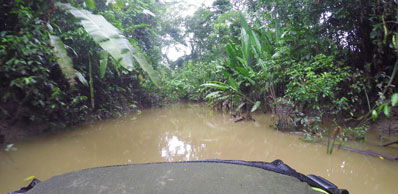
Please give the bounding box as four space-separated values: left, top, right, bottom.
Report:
10 160 348 194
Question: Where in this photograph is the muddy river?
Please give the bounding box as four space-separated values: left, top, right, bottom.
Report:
1 103 397 193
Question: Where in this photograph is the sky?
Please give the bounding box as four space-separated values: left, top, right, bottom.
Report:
163 0 214 17
162 0 215 62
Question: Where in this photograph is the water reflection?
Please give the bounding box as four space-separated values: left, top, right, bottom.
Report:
0 103 397 194
161 135 192 161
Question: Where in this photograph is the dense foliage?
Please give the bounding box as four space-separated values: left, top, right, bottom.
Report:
0 0 165 130
160 0 398 139
1 0 397 142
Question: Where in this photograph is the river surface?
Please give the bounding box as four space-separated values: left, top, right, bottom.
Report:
1 103 397 193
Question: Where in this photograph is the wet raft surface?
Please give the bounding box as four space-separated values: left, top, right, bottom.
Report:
27 162 321 194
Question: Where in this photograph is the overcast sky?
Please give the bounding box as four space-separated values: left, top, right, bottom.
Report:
163 0 214 17
162 0 215 61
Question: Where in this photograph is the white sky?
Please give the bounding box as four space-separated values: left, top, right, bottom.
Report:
162 0 215 62
163 0 214 17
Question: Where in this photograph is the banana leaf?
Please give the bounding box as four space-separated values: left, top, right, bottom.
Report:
57 3 160 87
49 35 88 86
99 51 108 79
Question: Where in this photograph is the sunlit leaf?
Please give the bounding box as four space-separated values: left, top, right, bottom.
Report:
391 93 398 106
84 0 96 10
202 83 229 90
99 51 108 79
378 103 385 112
383 105 391 118
235 102 245 112
251 30 262 54
371 110 378 120
327 141 333 154
75 72 88 86
241 28 251 66
205 91 221 99
251 101 261 112
113 0 127 9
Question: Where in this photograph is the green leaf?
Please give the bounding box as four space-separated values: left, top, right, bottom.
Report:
127 44 160 87
115 0 127 9
251 31 262 54
235 66 250 77
75 72 88 86
228 77 238 90
223 70 238 90
378 104 385 112
99 51 108 79
239 13 250 36
49 35 79 86
202 83 229 90
391 93 398 106
251 101 261 112
57 3 131 67
241 28 251 65
371 110 378 120
57 3 160 87
236 57 246 67
225 43 236 59
84 0 96 10
384 105 391 118
235 102 245 112
205 91 221 99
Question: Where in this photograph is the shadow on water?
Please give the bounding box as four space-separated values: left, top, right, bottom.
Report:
0 103 397 194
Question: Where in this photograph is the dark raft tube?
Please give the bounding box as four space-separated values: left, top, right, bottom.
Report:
10 160 348 194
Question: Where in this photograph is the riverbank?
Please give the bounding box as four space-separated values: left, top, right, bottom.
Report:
0 121 50 145
2 102 397 159
0 104 148 145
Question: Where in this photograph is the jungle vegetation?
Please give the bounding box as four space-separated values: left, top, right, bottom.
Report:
0 0 397 141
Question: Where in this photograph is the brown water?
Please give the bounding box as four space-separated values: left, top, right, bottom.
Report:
1 103 397 194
